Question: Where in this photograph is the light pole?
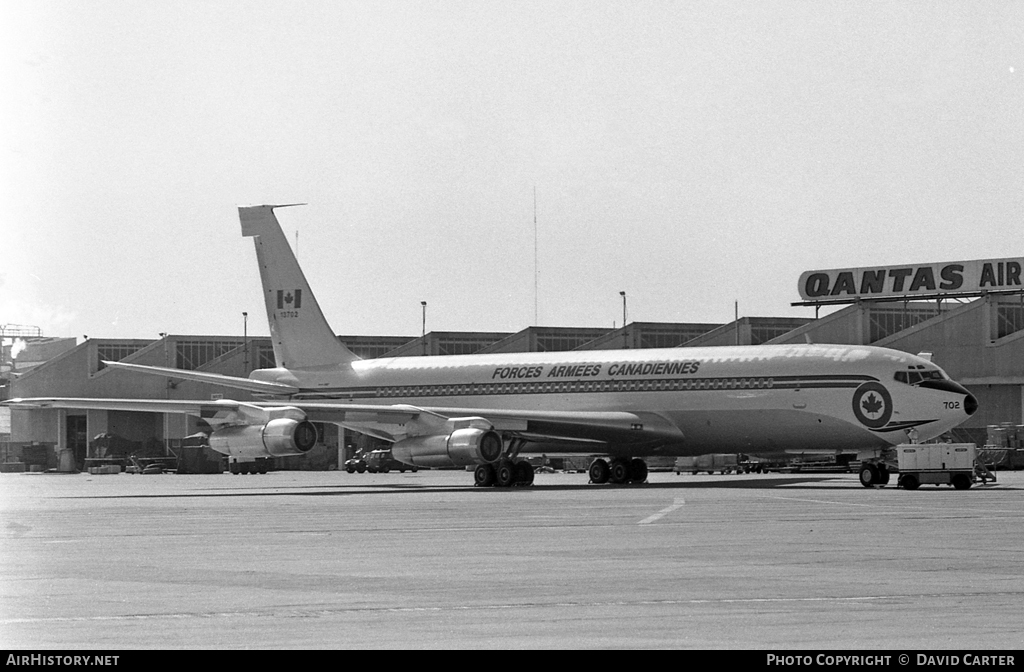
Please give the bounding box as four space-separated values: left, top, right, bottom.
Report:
620 291 628 349
421 301 427 356
242 312 248 372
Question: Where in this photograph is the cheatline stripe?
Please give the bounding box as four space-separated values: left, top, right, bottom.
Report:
288 374 877 400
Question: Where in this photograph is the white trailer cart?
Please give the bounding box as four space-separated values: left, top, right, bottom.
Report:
896 443 989 490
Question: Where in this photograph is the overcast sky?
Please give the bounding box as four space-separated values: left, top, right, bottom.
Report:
2 1 1021 342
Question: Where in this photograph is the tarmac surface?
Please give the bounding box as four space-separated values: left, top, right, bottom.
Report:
1 468 1022 650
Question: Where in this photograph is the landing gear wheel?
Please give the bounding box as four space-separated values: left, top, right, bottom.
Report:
495 461 516 488
859 464 879 488
474 464 496 487
629 459 648 483
900 474 920 490
589 458 610 484
609 459 630 484
876 465 890 486
514 461 535 486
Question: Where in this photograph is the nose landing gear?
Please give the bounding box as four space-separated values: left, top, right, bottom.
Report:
859 462 890 488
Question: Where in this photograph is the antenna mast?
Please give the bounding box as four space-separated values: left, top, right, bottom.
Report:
533 187 539 326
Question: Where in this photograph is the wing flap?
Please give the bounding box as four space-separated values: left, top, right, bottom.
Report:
289 402 683 445
418 406 684 443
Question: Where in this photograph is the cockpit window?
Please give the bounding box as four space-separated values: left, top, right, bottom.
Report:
894 370 945 385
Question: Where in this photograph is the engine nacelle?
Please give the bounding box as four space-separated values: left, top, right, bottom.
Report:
209 419 318 458
392 428 502 468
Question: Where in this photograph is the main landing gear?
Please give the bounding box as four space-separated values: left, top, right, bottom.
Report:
473 437 535 488
471 435 650 487
589 458 648 485
474 460 535 487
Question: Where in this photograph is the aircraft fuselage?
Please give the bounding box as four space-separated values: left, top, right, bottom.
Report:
253 342 976 456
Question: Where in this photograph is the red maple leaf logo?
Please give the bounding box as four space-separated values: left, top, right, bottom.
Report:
861 393 884 416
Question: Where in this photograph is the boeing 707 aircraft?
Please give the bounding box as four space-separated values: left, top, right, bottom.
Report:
4 205 979 486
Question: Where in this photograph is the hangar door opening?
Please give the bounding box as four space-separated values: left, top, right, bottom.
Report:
66 415 87 471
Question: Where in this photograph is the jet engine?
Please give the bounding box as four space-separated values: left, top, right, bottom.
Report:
209 418 319 458
391 428 502 469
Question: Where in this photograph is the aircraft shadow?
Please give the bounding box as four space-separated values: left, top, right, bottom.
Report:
69 474 1017 499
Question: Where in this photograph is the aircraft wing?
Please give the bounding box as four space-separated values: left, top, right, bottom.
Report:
3 396 681 446
263 402 684 445
2 397 418 425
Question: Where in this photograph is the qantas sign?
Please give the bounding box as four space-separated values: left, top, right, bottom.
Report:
797 258 1024 304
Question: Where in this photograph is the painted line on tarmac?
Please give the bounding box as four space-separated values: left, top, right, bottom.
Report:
7 590 1024 625
767 495 1024 517
766 496 877 507
638 497 685 524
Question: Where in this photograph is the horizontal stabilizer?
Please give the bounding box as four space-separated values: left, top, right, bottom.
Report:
2 397 249 415
101 360 299 395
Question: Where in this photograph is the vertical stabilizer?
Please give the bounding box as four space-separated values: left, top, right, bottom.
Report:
239 205 359 369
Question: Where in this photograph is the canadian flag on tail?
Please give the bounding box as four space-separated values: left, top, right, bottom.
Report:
277 289 302 309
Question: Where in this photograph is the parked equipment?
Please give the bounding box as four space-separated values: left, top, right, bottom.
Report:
858 443 995 490
675 453 751 475
345 449 418 474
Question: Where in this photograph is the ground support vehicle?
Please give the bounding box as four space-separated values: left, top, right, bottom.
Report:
228 456 271 474
346 450 418 474
365 449 417 473
674 453 749 475
784 453 857 473
127 454 179 474
895 443 994 490
858 444 996 490
344 455 367 473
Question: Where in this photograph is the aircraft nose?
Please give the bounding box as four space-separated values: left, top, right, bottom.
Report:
949 381 978 416
964 391 978 416
920 379 978 417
